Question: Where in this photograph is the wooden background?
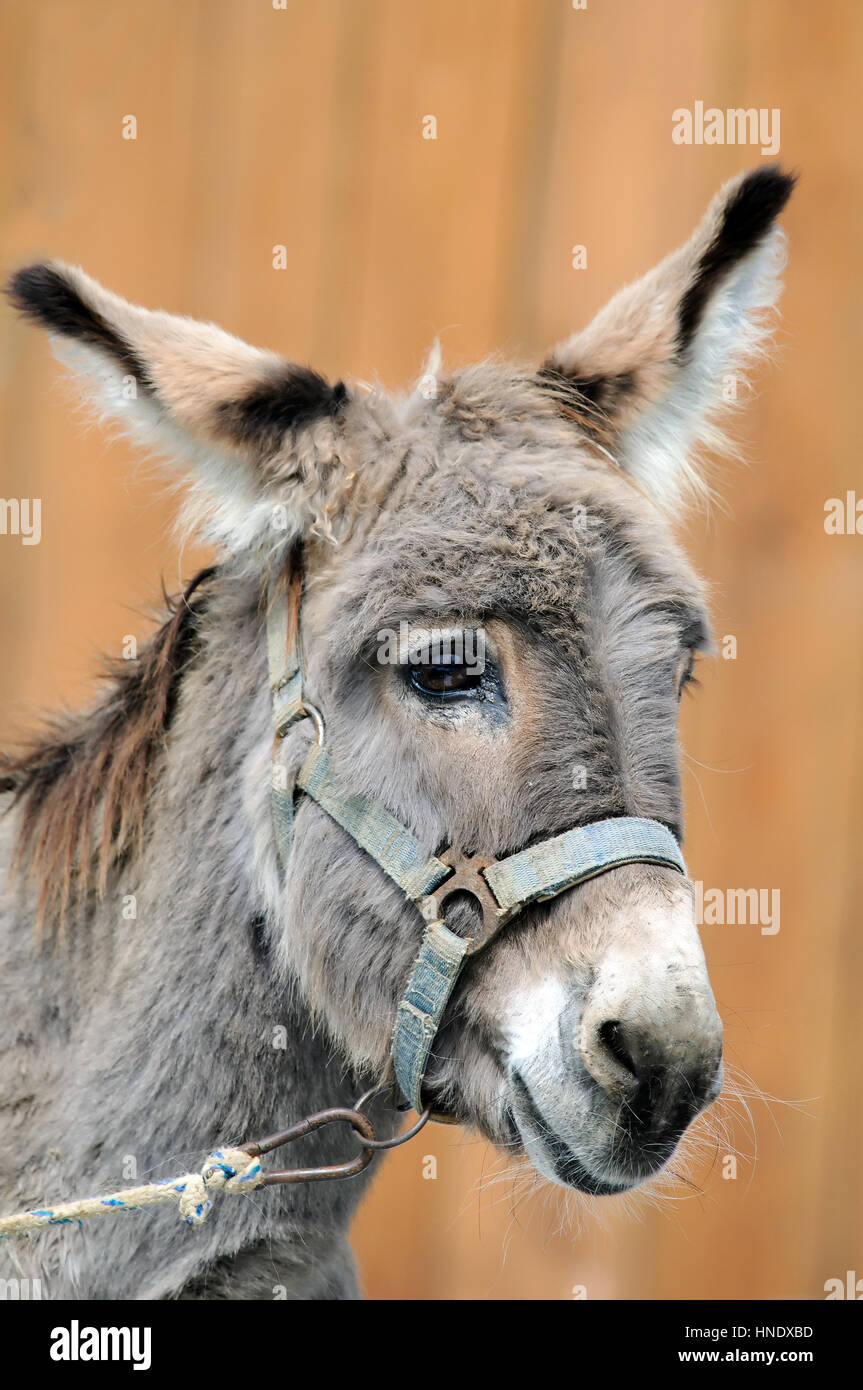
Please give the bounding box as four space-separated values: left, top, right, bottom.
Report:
1 0 861 1300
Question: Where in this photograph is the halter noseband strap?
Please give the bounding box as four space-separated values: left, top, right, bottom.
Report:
266 562 686 1118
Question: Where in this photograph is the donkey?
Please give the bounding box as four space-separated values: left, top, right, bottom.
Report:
0 167 793 1300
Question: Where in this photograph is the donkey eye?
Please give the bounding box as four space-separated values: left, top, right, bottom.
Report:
408 662 483 697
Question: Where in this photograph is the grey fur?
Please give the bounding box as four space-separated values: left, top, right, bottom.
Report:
0 170 792 1299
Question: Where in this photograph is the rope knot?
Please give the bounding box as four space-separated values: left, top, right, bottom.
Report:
178 1147 264 1226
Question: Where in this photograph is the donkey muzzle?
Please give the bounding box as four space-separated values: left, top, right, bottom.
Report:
506 876 722 1193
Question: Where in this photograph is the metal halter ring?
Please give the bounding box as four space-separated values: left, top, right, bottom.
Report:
273 701 325 757
299 702 325 747
421 847 512 955
352 1086 431 1149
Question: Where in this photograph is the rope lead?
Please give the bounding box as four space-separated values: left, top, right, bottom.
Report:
0 1147 263 1237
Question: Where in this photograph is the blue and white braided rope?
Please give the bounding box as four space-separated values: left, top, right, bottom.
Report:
0 1147 263 1237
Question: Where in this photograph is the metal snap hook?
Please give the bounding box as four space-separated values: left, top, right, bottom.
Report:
238 1106 375 1185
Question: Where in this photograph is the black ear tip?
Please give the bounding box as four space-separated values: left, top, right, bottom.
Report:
677 167 796 354
5 262 73 326
753 163 797 200
764 163 798 198
6 262 49 309
728 165 797 234
709 165 796 272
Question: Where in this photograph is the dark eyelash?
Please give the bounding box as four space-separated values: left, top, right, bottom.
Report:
679 653 700 696
407 662 484 698
680 653 700 686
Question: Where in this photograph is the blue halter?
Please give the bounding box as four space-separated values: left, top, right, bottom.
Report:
267 565 686 1118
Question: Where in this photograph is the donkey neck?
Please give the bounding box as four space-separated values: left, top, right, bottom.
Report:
1 568 378 1298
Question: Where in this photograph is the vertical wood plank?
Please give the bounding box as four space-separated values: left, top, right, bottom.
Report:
1 0 861 1301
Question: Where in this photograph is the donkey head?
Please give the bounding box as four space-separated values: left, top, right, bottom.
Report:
8 167 793 1195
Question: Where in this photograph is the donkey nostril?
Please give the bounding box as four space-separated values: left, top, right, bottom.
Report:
597 1019 640 1081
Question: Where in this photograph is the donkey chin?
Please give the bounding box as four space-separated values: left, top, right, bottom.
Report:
497 876 724 1196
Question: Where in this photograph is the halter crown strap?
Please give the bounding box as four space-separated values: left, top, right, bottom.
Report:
268 566 304 735
267 565 305 858
266 562 687 1118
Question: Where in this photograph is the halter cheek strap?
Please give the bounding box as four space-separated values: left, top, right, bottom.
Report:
266 564 686 1118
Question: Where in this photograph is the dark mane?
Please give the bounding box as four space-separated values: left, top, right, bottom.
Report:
1 566 218 932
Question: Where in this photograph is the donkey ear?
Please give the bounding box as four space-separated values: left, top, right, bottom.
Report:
6 260 349 548
538 167 795 508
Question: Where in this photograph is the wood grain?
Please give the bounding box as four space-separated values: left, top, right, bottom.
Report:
1 0 859 1300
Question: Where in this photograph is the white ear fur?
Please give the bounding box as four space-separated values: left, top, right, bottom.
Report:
542 167 795 510
615 226 787 507
8 260 350 554
50 331 275 553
